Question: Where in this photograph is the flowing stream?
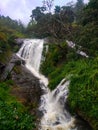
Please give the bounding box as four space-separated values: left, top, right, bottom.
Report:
17 39 90 130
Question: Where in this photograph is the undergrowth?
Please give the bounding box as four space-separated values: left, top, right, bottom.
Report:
0 81 36 130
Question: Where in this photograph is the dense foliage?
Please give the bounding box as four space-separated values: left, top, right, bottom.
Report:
26 3 75 38
68 59 98 129
73 0 98 57
0 15 25 63
0 15 25 33
27 0 98 57
0 81 36 130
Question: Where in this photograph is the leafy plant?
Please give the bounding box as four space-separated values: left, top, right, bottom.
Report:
0 82 36 130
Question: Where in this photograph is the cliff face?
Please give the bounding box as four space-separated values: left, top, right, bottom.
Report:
10 63 43 130
11 63 42 112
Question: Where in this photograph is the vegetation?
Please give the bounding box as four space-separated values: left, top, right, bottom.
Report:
0 15 25 63
68 59 98 129
0 81 36 130
27 0 98 56
73 0 98 57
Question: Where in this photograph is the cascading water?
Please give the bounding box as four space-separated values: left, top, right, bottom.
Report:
17 39 43 72
17 39 90 130
17 39 48 86
39 79 77 130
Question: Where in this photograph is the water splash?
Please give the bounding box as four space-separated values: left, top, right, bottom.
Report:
39 79 76 130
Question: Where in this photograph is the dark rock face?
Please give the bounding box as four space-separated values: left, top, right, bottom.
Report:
75 115 92 130
0 53 42 111
0 54 25 81
15 38 24 46
11 65 42 114
0 62 5 75
11 64 42 130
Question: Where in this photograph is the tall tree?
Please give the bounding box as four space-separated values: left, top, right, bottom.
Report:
42 0 54 13
82 0 98 25
76 0 84 11
75 0 98 56
54 6 61 14
75 0 85 22
30 6 46 22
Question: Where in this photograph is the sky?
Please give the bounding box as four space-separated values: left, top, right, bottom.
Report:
0 0 89 25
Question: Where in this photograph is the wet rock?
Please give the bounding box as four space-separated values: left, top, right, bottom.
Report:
53 121 60 125
10 63 43 130
75 115 92 130
0 62 5 75
11 64 42 112
0 54 25 81
15 38 24 46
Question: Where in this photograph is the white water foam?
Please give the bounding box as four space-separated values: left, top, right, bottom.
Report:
39 79 76 130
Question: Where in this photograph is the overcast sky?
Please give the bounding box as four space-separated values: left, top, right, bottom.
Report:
0 0 89 25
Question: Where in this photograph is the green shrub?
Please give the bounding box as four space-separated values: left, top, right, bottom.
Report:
0 82 36 130
0 101 36 130
67 59 98 130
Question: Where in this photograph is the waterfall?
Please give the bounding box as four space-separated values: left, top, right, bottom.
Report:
17 39 48 86
17 39 90 130
17 39 43 72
